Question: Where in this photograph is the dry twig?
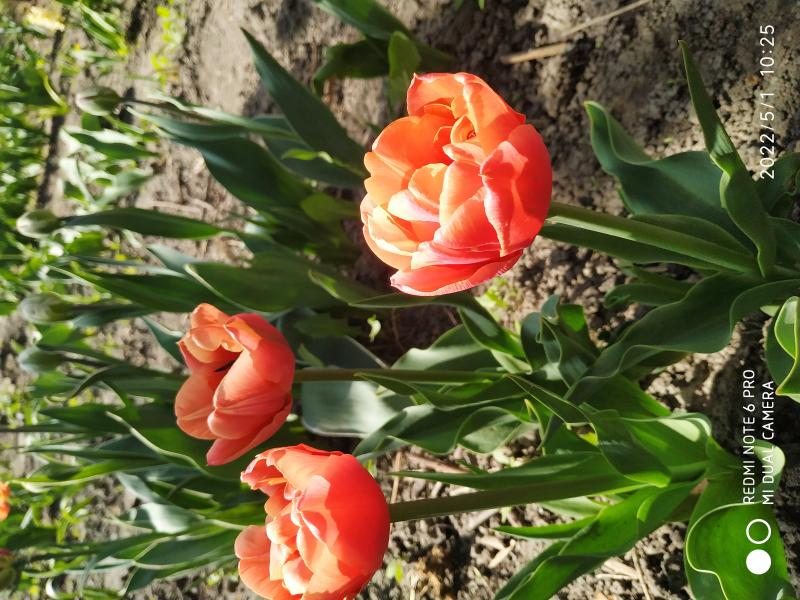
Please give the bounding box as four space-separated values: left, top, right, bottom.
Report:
500 0 652 64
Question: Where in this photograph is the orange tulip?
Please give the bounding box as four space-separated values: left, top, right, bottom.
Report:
236 445 390 599
361 72 552 295
175 304 295 465
0 483 9 521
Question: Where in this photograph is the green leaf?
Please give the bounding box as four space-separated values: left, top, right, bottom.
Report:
186 256 340 313
770 218 800 266
496 484 696 600
458 303 526 363
519 297 597 385
769 297 800 400
587 410 711 486
399 451 638 494
604 267 692 309
393 325 495 371
98 169 153 203
123 503 200 534
302 381 412 437
685 443 795 600
71 268 222 313
680 42 776 276
63 128 158 160
299 335 411 436
540 222 722 271
107 403 254 481
634 214 752 256
311 0 411 40
356 399 529 457
168 136 312 212
496 517 595 540
64 208 223 239
585 101 732 229
300 193 359 223
65 364 182 400
143 318 184 364
756 152 800 216
387 32 421 106
243 30 363 166
570 273 800 404
293 313 359 338
41 404 128 434
147 106 364 187
143 111 253 140
147 244 201 273
16 457 163 490
313 38 388 94
133 529 238 569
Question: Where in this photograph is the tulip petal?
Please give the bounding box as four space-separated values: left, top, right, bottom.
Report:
208 388 290 439
282 555 314 596
463 80 525 153
444 140 485 165
272 448 340 492
224 315 295 378
407 72 479 116
179 304 241 369
435 194 499 250
391 251 521 296
361 202 416 270
235 526 287 600
408 163 446 209
213 318 294 408
241 458 286 495
297 460 390 577
205 398 292 465
369 113 452 175
387 190 439 223
363 151 406 208
439 161 483 224
174 370 220 440
411 241 499 269
482 123 552 255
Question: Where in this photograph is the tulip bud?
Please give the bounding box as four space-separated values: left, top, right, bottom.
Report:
175 304 295 465
16 209 62 238
75 86 122 116
0 550 15 591
19 293 77 324
18 347 65 374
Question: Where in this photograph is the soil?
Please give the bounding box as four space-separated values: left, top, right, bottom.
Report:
3 0 799 599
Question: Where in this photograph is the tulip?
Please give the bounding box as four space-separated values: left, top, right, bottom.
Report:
361 72 552 295
0 483 9 521
236 445 390 599
175 304 295 465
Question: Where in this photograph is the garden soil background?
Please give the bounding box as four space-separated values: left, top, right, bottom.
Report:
3 0 800 598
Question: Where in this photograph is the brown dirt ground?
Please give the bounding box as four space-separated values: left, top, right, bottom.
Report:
3 0 799 598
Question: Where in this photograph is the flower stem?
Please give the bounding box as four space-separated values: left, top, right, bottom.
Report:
294 368 503 384
388 477 643 523
545 201 759 274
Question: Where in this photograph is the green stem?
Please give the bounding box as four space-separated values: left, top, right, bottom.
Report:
387 482 703 524
294 368 503 384
545 201 758 274
388 479 643 523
